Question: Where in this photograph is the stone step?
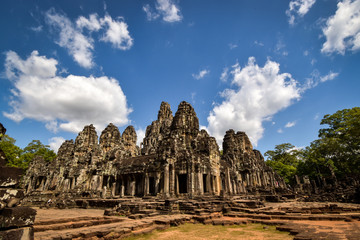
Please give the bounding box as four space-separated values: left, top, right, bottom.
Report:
35 214 193 240
224 212 354 222
35 221 133 240
34 217 125 232
35 216 103 225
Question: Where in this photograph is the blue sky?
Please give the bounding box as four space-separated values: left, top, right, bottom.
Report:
0 0 359 155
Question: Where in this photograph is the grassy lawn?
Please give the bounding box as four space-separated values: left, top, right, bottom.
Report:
124 223 293 240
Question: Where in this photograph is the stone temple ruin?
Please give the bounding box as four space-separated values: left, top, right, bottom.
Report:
5 102 360 240
24 101 286 200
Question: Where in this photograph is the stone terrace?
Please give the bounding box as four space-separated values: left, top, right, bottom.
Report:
33 199 360 240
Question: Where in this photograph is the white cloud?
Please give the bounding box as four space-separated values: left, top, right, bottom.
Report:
277 128 284 134
136 128 146 147
31 25 43 32
45 120 59 133
3 50 132 134
192 69 210 80
254 40 264 47
207 57 301 146
285 121 296 128
228 43 238 49
45 9 133 68
143 4 160 21
303 70 339 90
49 137 65 153
220 67 229 82
286 0 316 25
320 71 339 82
143 0 182 23
100 15 133 50
321 0 360 54
46 9 95 68
275 39 288 56
314 113 320 120
76 13 102 31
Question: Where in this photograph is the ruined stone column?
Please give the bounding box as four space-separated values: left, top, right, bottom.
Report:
232 180 237 194
198 171 203 194
130 176 136 196
155 173 160 194
225 171 230 194
111 182 116 197
164 164 169 196
190 170 195 196
175 174 179 195
144 173 149 196
170 165 175 196
215 175 221 195
120 176 125 197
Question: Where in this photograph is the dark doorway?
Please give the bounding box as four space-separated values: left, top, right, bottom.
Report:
103 175 109 188
149 177 155 195
221 175 226 192
35 176 45 189
178 174 187 193
69 178 73 189
135 174 143 196
123 177 129 195
115 176 122 196
108 176 115 191
203 174 208 193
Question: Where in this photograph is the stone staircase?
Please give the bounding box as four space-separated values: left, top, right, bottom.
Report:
34 214 193 240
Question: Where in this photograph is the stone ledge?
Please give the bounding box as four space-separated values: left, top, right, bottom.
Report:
0 206 37 229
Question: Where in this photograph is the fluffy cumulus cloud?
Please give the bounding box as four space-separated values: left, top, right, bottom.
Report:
143 0 182 23
76 13 102 32
192 69 209 80
3 50 132 133
321 0 360 55
286 0 316 25
100 15 133 50
45 9 133 68
207 57 301 147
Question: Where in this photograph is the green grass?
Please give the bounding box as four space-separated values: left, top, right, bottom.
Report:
124 223 293 240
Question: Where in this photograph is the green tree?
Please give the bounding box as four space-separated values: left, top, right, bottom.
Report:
0 137 56 170
265 143 302 185
296 140 337 181
20 140 56 169
303 107 360 179
0 134 23 167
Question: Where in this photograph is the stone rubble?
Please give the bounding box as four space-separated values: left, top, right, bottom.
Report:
0 123 37 240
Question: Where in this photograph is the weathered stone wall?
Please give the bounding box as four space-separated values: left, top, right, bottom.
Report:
23 101 285 200
0 123 36 240
221 130 286 195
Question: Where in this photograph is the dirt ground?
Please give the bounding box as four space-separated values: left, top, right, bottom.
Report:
34 207 105 222
124 223 293 240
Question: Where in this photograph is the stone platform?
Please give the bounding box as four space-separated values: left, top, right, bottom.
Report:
33 199 360 240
